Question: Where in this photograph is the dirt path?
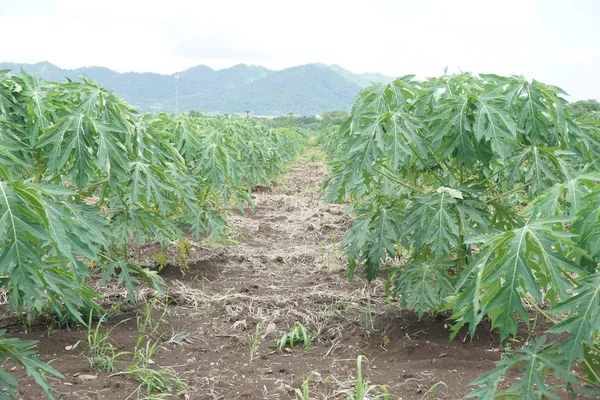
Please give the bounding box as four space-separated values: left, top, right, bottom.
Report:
13 156 502 399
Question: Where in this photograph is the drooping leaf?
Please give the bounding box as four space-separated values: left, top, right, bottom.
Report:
467 336 574 400
549 273 600 368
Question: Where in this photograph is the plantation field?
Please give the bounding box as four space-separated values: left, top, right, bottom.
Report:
10 154 506 399
3 71 600 399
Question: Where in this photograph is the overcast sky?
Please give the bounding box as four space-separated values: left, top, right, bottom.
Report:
1 0 599 99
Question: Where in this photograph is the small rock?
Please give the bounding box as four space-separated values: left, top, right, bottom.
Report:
78 374 98 382
262 322 277 340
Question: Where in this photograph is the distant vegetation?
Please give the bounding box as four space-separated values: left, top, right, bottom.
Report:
264 110 349 131
568 99 600 118
0 61 392 115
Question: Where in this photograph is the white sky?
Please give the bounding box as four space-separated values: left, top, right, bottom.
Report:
1 0 599 99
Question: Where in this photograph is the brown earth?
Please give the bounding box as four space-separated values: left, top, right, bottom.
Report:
9 155 509 400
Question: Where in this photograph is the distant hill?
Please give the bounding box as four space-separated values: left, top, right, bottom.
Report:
328 64 393 88
0 61 393 115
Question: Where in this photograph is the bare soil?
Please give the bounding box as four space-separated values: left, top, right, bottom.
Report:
9 156 506 400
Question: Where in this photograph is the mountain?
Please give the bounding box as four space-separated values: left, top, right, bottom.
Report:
0 61 393 115
328 64 394 88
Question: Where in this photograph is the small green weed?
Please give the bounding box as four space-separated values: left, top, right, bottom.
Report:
277 321 315 353
177 238 191 271
74 313 130 373
123 294 187 396
151 251 169 271
123 336 187 397
137 294 168 337
306 149 325 162
420 381 448 399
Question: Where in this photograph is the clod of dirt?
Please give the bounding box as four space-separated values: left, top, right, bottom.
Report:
258 223 277 236
239 285 259 294
327 207 344 216
319 223 337 232
253 185 272 193
268 215 287 222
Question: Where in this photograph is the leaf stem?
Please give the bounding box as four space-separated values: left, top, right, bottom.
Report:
81 179 109 191
524 294 558 324
424 141 460 183
475 163 511 187
484 181 532 204
373 167 424 193
559 267 580 287
582 358 600 386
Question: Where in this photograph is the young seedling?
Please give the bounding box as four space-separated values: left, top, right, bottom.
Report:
294 373 312 400
277 321 314 353
347 355 390 400
249 324 260 362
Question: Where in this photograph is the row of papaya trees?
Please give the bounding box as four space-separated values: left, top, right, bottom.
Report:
322 73 600 398
0 71 306 397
